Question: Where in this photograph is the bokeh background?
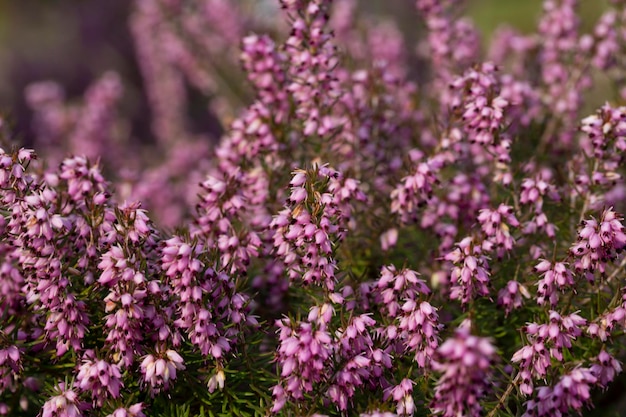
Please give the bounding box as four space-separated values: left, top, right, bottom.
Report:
0 0 608 146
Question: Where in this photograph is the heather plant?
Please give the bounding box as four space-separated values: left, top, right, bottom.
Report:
3 0 626 416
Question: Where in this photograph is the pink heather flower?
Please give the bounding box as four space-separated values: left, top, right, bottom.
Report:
520 175 559 208
519 173 559 237
207 369 226 393
420 172 490 251
241 34 289 121
447 62 507 144
103 286 146 368
588 10 620 70
538 0 588 136
522 367 597 417
375 265 431 318
271 310 333 413
417 0 480 78
580 103 626 159
160 235 252 358
390 158 440 223
75 350 123 405
512 311 586 395
140 349 185 394
497 280 530 315
328 314 386 411
106 404 146 417
445 237 491 307
388 379 415 416
40 382 82 417
590 349 622 388
477 204 519 253
271 165 364 290
0 345 21 392
587 301 626 341
44 293 90 357
534 260 574 306
397 300 441 368
58 156 108 209
430 322 496 417
571 207 626 275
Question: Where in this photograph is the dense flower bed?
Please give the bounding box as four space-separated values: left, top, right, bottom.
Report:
2 0 626 416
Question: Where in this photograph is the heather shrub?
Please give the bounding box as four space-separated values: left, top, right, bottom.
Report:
2 0 626 416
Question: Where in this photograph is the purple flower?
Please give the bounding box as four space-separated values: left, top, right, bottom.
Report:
105 403 146 417
75 350 123 405
522 367 597 416
40 383 82 417
140 349 185 394
430 322 496 417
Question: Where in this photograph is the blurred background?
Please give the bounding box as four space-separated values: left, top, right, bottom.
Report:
0 0 608 146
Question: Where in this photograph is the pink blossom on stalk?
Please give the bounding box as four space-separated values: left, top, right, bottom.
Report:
420 173 491 251
571 207 626 275
445 237 491 307
272 165 365 290
391 157 441 224
103 285 147 368
40 382 83 417
590 349 622 388
538 0 589 147
105 404 146 417
0 344 21 392
512 311 586 395
587 300 626 341
388 378 415 416
398 301 439 367
75 350 123 405
380 228 398 251
577 105 626 211
370 266 440 368
534 260 574 306
497 280 530 315
375 266 431 318
160 236 252 359
0 247 24 315
44 293 90 357
58 156 109 209
328 314 389 410
448 62 508 145
430 322 496 417
520 173 559 237
140 349 185 394
271 309 333 413
588 10 620 70
193 170 263 274
477 204 520 253
130 0 187 144
522 367 597 416
416 0 480 79
241 34 289 121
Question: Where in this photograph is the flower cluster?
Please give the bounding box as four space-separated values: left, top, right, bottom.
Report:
271 165 365 290
430 323 496 417
512 311 587 395
3 0 626 415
